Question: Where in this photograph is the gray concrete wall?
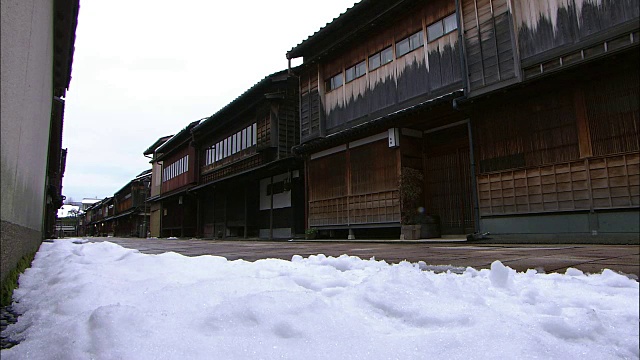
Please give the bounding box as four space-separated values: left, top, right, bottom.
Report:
1 0 55 282
480 210 640 244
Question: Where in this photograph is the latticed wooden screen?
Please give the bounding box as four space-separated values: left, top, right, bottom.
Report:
308 140 400 227
478 153 639 215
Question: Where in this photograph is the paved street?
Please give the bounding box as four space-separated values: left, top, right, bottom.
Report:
82 237 640 278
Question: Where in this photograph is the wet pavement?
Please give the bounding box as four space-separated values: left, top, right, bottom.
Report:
88 237 640 278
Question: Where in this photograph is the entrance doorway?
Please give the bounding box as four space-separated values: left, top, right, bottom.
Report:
423 124 475 235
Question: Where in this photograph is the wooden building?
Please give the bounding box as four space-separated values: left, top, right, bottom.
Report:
287 0 638 241
191 70 304 239
84 197 115 237
111 170 151 237
150 121 201 238
144 135 173 237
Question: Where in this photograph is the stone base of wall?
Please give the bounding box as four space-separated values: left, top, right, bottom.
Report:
1 220 42 284
479 209 640 245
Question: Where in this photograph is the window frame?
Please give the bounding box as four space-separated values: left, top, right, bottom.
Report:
325 72 344 92
369 46 394 71
396 30 424 58
427 13 458 43
345 60 366 83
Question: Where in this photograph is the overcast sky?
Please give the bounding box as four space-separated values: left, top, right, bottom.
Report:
61 0 357 202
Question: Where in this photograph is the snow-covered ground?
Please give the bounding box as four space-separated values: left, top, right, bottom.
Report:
2 239 638 360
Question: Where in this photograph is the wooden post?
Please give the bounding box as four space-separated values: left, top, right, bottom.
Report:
270 175 274 240
223 189 227 239
574 88 593 158
196 195 201 238
345 145 351 226
304 158 310 231
467 119 481 233
243 184 248 239
180 196 184 238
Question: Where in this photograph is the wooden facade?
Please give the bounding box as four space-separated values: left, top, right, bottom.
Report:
295 0 464 143
287 0 639 240
82 171 151 238
111 170 151 237
152 120 201 238
191 70 304 239
84 197 115 236
144 135 172 238
474 55 639 218
307 134 401 228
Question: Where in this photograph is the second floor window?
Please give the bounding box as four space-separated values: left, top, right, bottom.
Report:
369 46 393 71
396 30 424 57
427 13 457 42
345 60 366 83
163 155 189 182
206 123 257 167
325 73 343 92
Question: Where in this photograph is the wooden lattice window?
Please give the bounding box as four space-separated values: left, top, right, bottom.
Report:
308 152 347 201
584 68 639 156
257 113 271 148
350 140 398 195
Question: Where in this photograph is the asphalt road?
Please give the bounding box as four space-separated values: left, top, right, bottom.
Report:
80 237 640 278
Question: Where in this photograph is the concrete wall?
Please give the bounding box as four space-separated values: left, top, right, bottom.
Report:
481 210 640 244
1 0 55 281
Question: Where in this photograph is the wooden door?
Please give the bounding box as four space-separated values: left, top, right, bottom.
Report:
424 125 474 235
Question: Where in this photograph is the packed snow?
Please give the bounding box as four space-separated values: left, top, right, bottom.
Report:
2 239 638 359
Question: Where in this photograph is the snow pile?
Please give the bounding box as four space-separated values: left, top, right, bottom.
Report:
57 205 81 218
2 240 638 360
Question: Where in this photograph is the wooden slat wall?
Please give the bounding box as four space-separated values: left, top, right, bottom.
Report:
424 126 475 234
256 112 272 151
161 146 193 193
514 0 639 61
475 90 579 172
300 70 320 140
200 153 265 184
317 0 463 133
350 140 398 195
478 153 640 215
476 64 640 216
308 140 401 227
584 67 640 156
276 91 300 159
308 151 348 226
462 0 517 91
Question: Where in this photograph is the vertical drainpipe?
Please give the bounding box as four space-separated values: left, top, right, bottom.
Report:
454 0 469 97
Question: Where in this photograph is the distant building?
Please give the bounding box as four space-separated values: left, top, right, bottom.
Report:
149 121 201 238
111 170 151 237
144 135 173 238
81 198 101 212
191 70 304 239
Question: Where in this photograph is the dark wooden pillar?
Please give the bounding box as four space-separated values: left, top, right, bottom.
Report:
243 184 248 239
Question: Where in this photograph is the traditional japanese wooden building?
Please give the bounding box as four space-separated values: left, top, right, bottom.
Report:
190 70 304 239
85 197 115 237
287 0 638 241
150 121 202 238
111 170 151 237
144 135 173 237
